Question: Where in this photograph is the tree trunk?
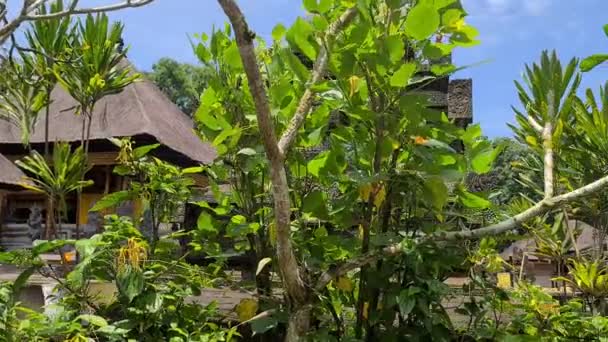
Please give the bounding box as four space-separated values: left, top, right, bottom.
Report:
44 89 51 159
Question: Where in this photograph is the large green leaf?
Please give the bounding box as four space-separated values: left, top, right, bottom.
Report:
90 191 132 212
385 35 405 63
423 176 448 210
31 239 73 256
581 54 608 72
390 63 416 87
286 17 318 60
133 144 160 159
197 212 217 235
77 314 108 327
405 4 440 40
457 187 491 209
250 315 279 335
117 267 144 303
302 190 329 219
307 151 331 177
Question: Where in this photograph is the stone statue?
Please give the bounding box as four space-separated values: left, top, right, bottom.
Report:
27 205 43 241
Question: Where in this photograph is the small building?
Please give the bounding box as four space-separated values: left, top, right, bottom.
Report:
0 63 216 249
500 220 606 288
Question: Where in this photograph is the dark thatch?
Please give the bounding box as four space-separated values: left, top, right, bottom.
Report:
0 62 216 165
0 153 27 190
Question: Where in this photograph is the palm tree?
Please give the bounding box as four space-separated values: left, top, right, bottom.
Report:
0 56 47 146
554 259 608 314
24 0 75 158
16 142 92 239
54 13 139 239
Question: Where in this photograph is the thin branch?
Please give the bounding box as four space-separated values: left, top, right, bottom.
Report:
315 172 608 290
0 0 154 45
277 7 358 157
25 0 154 20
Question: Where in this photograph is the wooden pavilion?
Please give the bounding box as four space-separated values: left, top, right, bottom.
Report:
0 64 216 249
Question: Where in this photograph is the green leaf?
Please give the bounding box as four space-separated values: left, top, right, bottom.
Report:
604 23 608 38
75 237 100 259
462 124 482 145
282 48 311 82
397 292 416 316
97 325 130 336
237 147 257 156
434 0 457 9
302 190 328 219
183 166 203 174
303 0 317 12
423 177 448 210
581 54 608 72
307 151 330 177
139 291 163 313
458 188 491 209
197 212 217 235
90 191 132 212
133 144 160 159
225 43 243 69
469 142 504 174
13 266 37 295
77 314 108 327
318 0 332 13
390 63 416 87
250 315 279 335
117 267 144 302
385 35 405 63
405 4 440 40
286 17 318 60
272 24 287 41
31 239 72 256
256 257 272 276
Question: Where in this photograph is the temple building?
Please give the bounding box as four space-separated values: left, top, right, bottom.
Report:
0 64 216 250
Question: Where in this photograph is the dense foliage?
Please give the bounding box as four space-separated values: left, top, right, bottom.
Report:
2 0 608 341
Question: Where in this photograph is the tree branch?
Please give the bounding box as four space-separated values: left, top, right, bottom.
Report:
315 172 608 290
542 91 556 198
277 7 357 157
0 0 154 45
527 115 543 132
217 0 308 310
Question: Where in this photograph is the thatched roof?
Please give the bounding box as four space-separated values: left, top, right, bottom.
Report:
500 220 603 262
0 153 27 190
0 62 216 165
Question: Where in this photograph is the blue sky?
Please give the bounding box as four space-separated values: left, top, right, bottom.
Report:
109 0 608 138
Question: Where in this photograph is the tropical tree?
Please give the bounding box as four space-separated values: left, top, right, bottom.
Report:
0 55 47 146
0 0 153 47
210 2 608 340
555 259 608 314
90 138 197 251
15 142 92 239
24 0 75 157
55 12 139 154
148 57 213 116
